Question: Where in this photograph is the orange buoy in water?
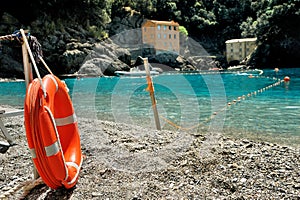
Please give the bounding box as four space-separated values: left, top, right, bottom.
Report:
284 76 290 82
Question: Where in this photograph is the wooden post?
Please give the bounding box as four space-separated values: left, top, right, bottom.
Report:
20 29 39 179
143 57 161 130
21 30 33 87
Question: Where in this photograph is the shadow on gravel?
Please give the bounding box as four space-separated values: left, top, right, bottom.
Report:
23 184 75 200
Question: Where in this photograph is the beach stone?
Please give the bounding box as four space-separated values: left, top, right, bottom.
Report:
294 184 300 189
244 143 253 148
91 192 102 197
240 178 247 183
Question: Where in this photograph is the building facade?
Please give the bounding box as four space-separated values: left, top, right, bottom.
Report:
225 38 257 64
142 20 180 54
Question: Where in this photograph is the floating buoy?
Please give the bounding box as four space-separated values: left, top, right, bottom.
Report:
283 76 290 82
274 68 279 72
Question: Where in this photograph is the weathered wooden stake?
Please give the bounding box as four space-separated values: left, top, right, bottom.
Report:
21 32 32 87
143 57 161 130
20 29 39 179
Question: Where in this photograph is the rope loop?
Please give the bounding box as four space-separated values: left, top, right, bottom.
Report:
28 35 43 63
0 29 53 85
12 30 25 42
0 30 29 42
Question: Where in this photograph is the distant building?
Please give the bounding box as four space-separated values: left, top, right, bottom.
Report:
225 38 257 64
142 20 180 54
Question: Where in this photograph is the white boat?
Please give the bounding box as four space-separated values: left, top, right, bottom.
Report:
236 69 263 76
114 66 161 77
227 65 248 70
226 65 263 75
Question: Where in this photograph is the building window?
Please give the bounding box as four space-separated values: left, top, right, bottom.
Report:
169 34 172 39
158 34 161 39
169 26 172 30
174 34 176 39
157 25 161 30
164 42 167 46
144 27 146 32
163 25 167 30
164 34 167 39
174 26 177 31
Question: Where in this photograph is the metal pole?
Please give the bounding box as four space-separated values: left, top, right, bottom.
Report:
143 57 161 130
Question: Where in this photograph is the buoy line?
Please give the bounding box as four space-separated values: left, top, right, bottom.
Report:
160 75 288 131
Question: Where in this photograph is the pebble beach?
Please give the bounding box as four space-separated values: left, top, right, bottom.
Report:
0 105 299 199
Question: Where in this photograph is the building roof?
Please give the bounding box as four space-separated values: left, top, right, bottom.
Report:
225 38 257 43
143 20 179 26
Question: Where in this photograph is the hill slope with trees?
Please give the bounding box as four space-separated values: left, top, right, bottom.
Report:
0 0 299 78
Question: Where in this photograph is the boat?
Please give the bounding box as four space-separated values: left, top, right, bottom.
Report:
227 65 248 71
235 68 263 76
114 66 161 77
226 65 263 76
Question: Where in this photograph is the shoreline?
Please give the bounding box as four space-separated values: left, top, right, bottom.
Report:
1 104 299 149
0 105 299 199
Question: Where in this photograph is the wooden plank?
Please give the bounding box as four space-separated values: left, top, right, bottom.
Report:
0 109 23 144
0 119 14 144
0 110 23 118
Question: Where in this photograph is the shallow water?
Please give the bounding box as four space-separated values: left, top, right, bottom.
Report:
0 68 299 145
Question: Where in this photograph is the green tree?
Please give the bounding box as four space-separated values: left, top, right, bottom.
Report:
179 26 188 36
244 0 300 67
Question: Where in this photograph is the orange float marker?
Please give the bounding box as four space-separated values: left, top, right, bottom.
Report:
283 76 290 82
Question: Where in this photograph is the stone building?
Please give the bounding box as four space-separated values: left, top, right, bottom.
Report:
142 20 180 54
225 38 257 64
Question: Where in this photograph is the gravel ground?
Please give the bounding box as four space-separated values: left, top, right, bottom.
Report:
0 105 299 199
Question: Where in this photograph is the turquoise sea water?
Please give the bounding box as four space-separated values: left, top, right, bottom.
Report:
0 68 299 144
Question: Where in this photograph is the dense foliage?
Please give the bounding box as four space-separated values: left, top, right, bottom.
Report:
1 0 299 68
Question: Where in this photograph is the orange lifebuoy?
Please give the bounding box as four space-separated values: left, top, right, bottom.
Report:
24 74 82 189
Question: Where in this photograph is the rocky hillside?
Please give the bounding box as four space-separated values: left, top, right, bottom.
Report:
0 0 299 78
0 10 216 78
